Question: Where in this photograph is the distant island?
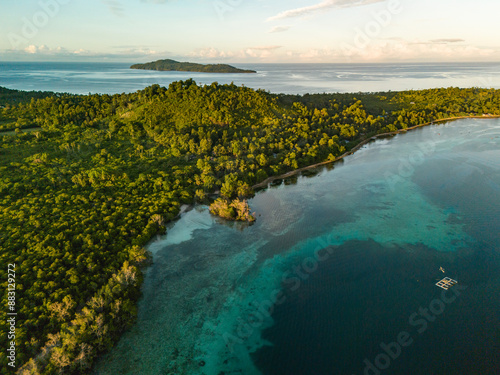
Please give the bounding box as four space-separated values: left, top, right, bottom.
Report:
130 59 256 73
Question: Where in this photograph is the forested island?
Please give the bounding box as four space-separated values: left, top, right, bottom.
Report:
130 59 257 73
1 82 500 374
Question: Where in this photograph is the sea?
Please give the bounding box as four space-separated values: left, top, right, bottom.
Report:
93 118 500 375
1 61 500 95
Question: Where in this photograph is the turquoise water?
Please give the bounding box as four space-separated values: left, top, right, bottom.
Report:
94 119 500 375
1 62 500 95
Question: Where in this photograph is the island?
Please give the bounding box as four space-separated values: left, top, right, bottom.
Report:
130 59 256 73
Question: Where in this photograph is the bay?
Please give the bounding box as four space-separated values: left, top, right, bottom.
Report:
94 118 500 375
1 61 500 95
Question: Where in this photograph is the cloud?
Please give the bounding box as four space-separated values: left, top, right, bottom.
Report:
189 47 233 59
72 46 163 58
23 45 68 55
409 39 466 46
267 0 385 21
248 46 282 51
4 41 498 64
293 39 497 63
430 38 465 44
25 45 40 54
189 46 282 60
269 26 291 33
5 44 172 60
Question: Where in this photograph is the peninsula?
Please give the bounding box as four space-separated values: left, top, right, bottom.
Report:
130 59 256 73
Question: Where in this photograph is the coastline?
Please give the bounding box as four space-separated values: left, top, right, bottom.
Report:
252 115 500 189
147 114 500 244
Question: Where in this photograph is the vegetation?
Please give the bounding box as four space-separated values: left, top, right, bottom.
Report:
209 198 255 222
0 87 55 107
0 87 56 132
130 59 257 73
0 82 499 374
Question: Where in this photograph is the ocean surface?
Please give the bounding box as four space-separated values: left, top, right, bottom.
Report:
1 61 500 95
94 118 500 375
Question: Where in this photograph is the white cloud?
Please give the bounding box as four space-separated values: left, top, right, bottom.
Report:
269 26 291 33
5 45 170 60
73 46 160 57
189 47 233 59
23 45 68 55
293 39 499 62
5 41 499 63
24 45 38 54
189 46 282 60
429 38 465 44
267 0 385 21
247 46 282 51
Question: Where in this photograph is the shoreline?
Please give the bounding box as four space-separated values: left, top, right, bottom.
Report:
252 115 500 189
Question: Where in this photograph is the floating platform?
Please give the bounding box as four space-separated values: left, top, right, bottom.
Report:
436 277 458 290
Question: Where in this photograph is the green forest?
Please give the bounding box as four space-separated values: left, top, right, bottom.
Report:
130 59 257 73
1 82 499 374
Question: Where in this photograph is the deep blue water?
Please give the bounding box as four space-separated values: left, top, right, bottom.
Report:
93 118 500 375
1 61 500 95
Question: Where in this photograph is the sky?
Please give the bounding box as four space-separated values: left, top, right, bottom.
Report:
1 0 500 63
